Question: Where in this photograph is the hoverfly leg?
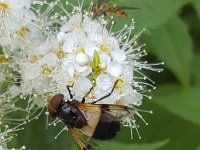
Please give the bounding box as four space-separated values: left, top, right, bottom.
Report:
66 85 74 99
103 12 107 17
91 80 119 104
81 87 94 103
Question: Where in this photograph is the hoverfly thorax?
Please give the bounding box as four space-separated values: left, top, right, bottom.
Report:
91 3 105 17
57 100 87 129
48 94 87 129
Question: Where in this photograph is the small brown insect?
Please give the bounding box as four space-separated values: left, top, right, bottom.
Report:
91 0 128 18
48 80 134 150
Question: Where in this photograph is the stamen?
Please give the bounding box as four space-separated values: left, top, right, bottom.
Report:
54 126 68 139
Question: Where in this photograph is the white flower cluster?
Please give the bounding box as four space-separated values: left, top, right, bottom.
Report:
0 0 163 146
0 0 33 52
0 73 26 149
0 0 38 145
55 13 144 106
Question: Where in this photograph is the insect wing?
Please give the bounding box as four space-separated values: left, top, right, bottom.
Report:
77 103 133 137
78 103 133 120
68 128 97 150
119 6 140 10
100 0 109 5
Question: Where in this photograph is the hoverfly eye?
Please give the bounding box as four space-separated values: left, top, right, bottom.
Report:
48 94 64 117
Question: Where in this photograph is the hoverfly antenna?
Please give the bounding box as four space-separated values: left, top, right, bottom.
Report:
48 94 64 117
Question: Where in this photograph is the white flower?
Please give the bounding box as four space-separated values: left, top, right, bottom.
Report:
82 17 104 35
126 89 143 106
110 50 126 62
61 14 82 32
96 74 112 91
75 65 92 77
99 53 111 65
107 61 123 77
3 0 31 10
76 53 89 66
98 35 120 54
61 61 75 78
73 77 93 100
57 31 66 42
84 42 99 58
0 0 33 44
63 33 75 53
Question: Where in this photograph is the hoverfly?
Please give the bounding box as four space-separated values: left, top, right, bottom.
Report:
91 0 138 18
48 80 134 150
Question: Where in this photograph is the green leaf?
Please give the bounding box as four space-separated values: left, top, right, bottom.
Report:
89 50 100 70
191 54 200 86
152 84 200 125
11 113 73 150
113 100 200 150
71 140 168 150
93 50 100 69
197 145 200 150
102 140 169 150
193 0 200 19
144 16 193 87
112 0 192 30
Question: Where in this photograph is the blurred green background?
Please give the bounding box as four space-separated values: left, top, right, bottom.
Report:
9 0 200 149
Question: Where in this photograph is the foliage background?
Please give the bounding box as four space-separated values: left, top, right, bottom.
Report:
8 0 200 149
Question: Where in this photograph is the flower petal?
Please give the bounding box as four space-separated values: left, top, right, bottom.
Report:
96 74 112 91
110 50 126 62
76 53 89 66
107 61 123 77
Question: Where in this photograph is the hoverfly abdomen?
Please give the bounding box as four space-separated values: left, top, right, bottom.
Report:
93 119 120 140
91 0 129 18
92 107 121 140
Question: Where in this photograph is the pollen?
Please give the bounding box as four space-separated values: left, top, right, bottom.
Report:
0 2 9 14
71 23 82 31
67 76 78 86
56 49 65 59
0 56 8 63
29 55 40 64
116 79 124 89
41 65 53 75
80 48 85 53
17 26 29 38
99 44 110 54
115 99 124 105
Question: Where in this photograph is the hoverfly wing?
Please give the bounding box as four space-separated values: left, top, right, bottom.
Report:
119 6 140 10
77 103 134 140
100 0 109 4
78 103 133 120
68 127 97 150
